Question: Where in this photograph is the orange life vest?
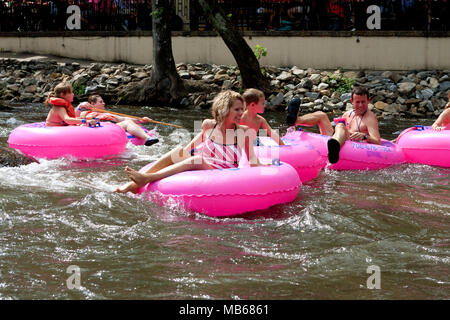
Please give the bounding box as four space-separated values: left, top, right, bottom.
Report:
48 97 76 118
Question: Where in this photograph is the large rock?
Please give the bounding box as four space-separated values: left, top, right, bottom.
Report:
397 82 416 94
309 74 322 84
132 72 149 79
429 77 440 89
24 85 37 93
291 67 306 78
269 92 285 106
71 73 89 87
276 71 294 82
299 78 313 90
420 88 434 100
213 73 230 81
374 101 388 110
439 81 450 92
343 71 359 79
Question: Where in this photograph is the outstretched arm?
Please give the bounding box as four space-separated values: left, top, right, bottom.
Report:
432 108 450 131
261 118 285 145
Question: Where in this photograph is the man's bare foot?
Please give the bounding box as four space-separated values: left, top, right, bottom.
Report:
125 166 152 188
114 181 139 194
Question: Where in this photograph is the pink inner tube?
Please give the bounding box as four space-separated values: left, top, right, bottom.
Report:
126 126 158 145
255 136 326 183
8 122 127 160
283 129 405 170
396 125 450 167
137 161 301 217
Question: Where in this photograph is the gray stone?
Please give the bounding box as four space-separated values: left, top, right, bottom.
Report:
301 102 315 108
318 82 329 90
285 84 296 90
132 72 149 79
343 71 359 79
202 74 214 81
340 92 352 102
24 85 37 93
397 82 416 94
6 84 19 92
291 67 306 78
300 78 313 90
214 73 230 81
179 72 190 79
439 81 450 92
276 71 294 82
269 92 285 106
429 77 440 89
71 73 89 87
89 63 103 71
270 79 280 86
106 79 119 86
305 92 320 100
416 71 431 79
19 92 35 100
22 78 35 86
310 74 322 84
222 80 233 90
420 88 434 100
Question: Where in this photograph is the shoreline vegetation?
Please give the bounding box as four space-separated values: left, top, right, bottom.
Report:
1 55 449 120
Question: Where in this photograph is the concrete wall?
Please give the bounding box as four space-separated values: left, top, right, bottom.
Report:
1 32 449 70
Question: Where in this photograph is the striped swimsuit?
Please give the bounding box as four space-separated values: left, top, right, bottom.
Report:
75 103 116 121
193 124 242 169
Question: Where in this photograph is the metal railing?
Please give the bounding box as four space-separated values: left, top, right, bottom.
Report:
0 0 448 32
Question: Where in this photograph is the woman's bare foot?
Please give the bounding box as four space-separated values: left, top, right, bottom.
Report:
124 166 153 188
114 181 139 194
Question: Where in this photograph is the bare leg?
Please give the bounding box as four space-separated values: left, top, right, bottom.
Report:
117 120 151 140
114 146 196 194
296 111 334 136
124 155 213 188
286 98 334 135
327 123 347 164
332 123 347 146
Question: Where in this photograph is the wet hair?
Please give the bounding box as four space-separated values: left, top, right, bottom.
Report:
88 95 102 104
352 86 369 99
44 82 72 107
242 88 265 105
211 90 244 124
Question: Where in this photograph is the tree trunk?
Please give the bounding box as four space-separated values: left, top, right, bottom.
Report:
120 0 186 106
149 0 185 104
197 0 272 93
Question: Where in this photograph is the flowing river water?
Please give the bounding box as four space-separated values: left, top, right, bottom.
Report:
0 102 448 299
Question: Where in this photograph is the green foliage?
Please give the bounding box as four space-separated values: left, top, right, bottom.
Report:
253 45 267 61
226 13 232 20
150 8 164 18
72 83 86 96
324 74 355 93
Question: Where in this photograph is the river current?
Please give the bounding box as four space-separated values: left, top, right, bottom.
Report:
0 103 448 299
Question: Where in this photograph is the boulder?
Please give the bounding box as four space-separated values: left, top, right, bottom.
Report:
397 82 416 94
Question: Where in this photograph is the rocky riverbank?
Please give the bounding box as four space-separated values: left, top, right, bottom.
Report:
1 57 449 119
